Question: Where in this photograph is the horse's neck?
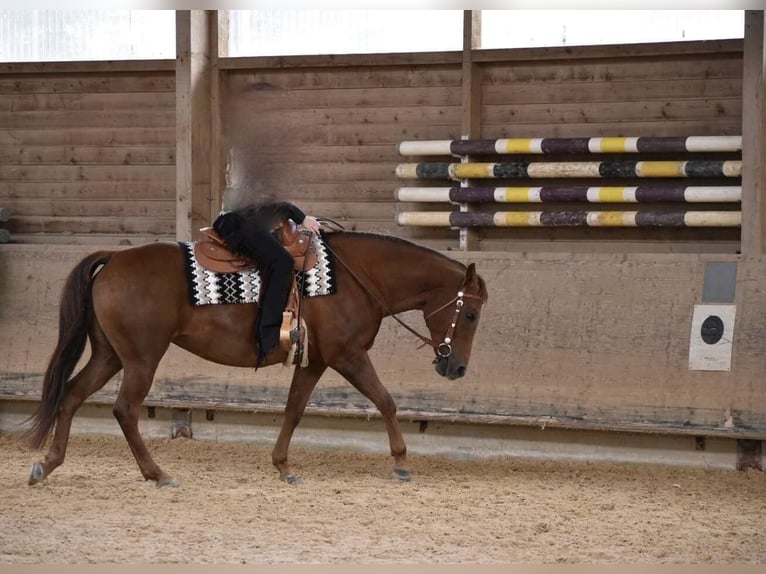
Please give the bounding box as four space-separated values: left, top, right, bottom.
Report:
339 236 462 314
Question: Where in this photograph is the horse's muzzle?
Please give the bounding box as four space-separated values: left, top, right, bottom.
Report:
434 356 467 380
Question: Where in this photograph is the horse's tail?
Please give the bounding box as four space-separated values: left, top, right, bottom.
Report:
22 251 113 449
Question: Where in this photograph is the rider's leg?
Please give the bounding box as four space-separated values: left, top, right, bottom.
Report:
254 239 295 363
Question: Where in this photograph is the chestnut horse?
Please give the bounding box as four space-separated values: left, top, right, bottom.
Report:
22 231 488 487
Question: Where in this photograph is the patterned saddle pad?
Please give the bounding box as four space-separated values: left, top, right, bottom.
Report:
180 232 337 306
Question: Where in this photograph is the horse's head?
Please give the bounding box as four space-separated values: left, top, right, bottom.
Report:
423 263 488 380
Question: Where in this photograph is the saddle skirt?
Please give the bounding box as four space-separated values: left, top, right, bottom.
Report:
196 219 318 274
179 233 336 308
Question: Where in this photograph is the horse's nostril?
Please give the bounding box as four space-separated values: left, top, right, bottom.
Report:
456 365 466 378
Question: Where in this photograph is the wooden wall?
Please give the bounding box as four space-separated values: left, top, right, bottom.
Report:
218 53 462 244
0 41 744 253
220 41 743 254
0 61 176 245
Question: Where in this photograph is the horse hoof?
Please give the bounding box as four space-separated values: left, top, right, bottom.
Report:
282 474 302 485
28 462 44 486
393 469 411 482
156 477 180 488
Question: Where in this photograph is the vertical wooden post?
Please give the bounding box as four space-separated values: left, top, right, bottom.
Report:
176 10 213 242
741 10 766 258
209 10 227 219
459 10 482 251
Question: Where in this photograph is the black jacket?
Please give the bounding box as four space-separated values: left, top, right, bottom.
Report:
212 201 307 260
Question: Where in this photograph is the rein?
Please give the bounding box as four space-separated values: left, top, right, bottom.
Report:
320 233 478 358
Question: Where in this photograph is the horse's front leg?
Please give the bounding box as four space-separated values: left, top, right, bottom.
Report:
272 362 327 484
331 351 410 482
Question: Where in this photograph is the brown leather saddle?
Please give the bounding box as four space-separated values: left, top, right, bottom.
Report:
195 218 317 274
194 219 318 364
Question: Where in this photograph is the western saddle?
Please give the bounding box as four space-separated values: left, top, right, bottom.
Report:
195 219 318 363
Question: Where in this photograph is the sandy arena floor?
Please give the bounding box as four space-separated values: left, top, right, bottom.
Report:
1 432 764 564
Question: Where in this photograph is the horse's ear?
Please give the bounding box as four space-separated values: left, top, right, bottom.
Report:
464 263 479 288
463 263 487 301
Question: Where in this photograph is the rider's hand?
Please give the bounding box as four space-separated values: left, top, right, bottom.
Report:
301 215 321 234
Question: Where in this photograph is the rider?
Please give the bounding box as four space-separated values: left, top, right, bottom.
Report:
212 201 321 365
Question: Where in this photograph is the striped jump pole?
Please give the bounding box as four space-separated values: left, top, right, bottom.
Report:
395 161 742 180
395 185 743 204
397 135 743 156
396 210 742 228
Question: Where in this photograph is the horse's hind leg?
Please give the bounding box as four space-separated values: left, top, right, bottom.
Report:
113 360 177 487
29 335 122 485
272 362 327 484
331 352 411 482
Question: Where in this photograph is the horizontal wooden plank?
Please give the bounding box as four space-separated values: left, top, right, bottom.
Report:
479 120 743 140
225 66 462 91
3 233 172 246
5 199 175 219
0 110 175 129
481 54 743 85
226 119 743 149
471 39 744 63
482 99 742 126
287 201 395 221
235 180 394 199
0 145 175 165
0 127 175 146
228 123 463 147
225 182 396 204
0 73 175 96
241 144 399 163
220 51 463 70
222 52 742 93
231 104 461 128
0 60 175 75
406 237 741 255
237 99 740 130
225 85 462 111
6 215 175 235
0 181 174 200
3 383 761 438
482 77 743 106
0 164 175 182
218 39 742 71
237 161 396 182
408 226 742 247
0 91 175 112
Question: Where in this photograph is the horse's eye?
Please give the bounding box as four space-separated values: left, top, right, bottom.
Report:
465 311 477 322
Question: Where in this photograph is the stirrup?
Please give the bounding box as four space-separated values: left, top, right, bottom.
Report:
283 318 309 368
289 325 304 344
279 311 294 350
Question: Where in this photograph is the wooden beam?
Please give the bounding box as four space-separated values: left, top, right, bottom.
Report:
741 10 766 258
214 39 743 71
176 10 213 242
0 60 175 74
459 10 482 252
209 10 225 221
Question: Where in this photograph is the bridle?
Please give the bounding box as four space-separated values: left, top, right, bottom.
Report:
321 236 482 360
423 289 483 359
